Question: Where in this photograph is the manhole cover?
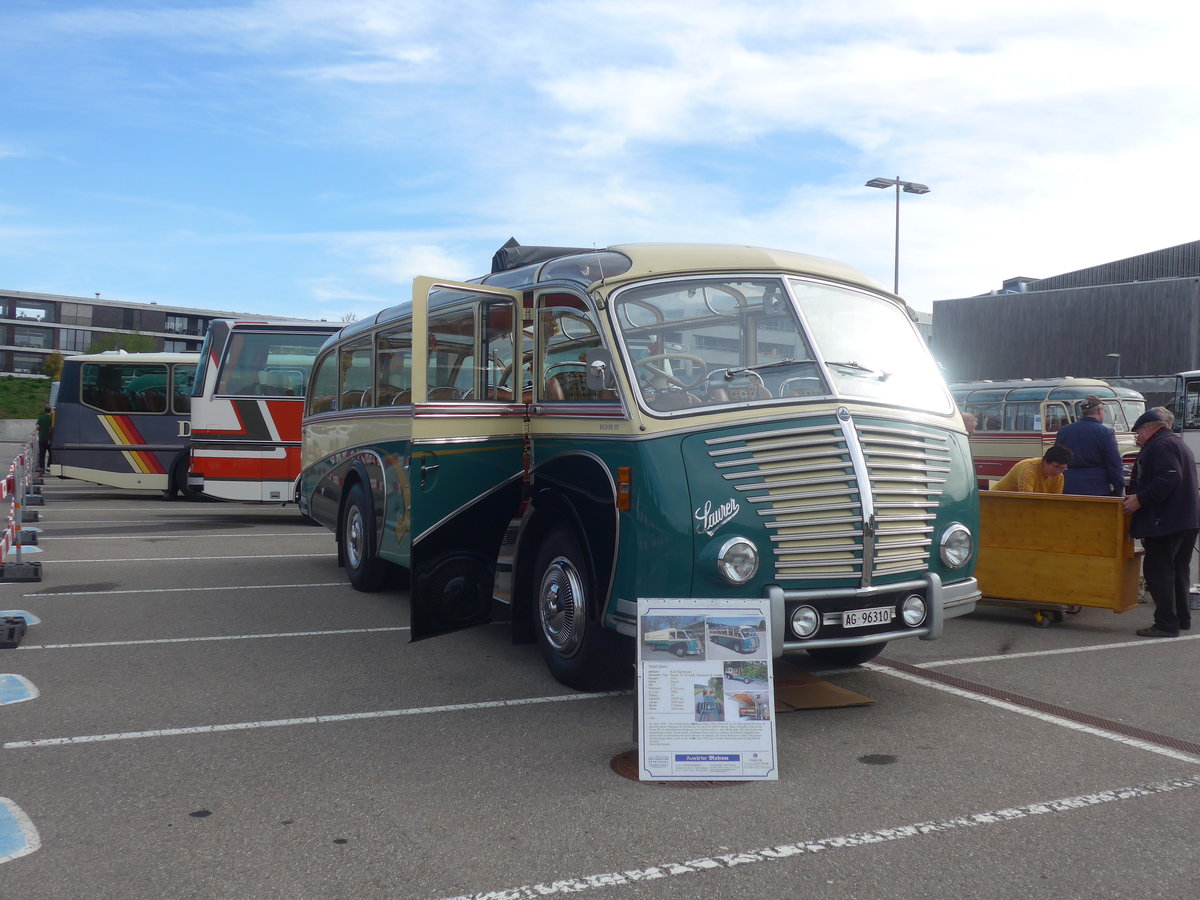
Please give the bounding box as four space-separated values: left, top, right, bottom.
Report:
609 750 746 787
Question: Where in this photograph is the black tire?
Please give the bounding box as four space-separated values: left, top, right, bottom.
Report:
671 644 687 658
804 642 887 667
164 450 190 501
341 482 389 592
533 528 630 691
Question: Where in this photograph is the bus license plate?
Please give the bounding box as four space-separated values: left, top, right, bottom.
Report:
843 606 894 628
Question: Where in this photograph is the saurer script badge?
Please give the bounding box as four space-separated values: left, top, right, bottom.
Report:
695 498 740 536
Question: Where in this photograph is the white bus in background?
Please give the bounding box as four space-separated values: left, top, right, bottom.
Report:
1170 371 1200 480
188 319 339 503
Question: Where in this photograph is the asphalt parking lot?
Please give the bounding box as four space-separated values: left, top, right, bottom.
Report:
2 478 1198 899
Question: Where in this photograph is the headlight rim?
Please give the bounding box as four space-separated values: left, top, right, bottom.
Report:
716 535 760 585
939 522 973 569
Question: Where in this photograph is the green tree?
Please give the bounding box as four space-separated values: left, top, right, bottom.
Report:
41 351 65 380
86 332 157 354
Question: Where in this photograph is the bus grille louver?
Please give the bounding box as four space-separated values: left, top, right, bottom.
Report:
706 419 949 583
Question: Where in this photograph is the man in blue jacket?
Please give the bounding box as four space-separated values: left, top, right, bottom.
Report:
1124 407 1198 637
1055 395 1125 496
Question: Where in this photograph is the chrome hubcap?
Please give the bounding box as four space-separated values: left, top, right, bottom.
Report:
346 505 364 569
538 557 585 656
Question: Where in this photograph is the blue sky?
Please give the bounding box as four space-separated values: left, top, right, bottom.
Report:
2 1 1196 321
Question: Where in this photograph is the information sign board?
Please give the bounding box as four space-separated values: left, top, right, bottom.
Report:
637 598 777 781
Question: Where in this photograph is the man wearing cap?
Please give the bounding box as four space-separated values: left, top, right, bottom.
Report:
1054 395 1125 496
1124 407 1198 637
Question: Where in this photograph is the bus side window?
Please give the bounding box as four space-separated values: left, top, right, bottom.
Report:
339 339 373 410
308 350 339 414
173 366 195 414
1043 402 1068 433
1186 381 1200 428
1004 401 1038 432
483 301 515 401
376 326 412 406
974 403 1002 432
539 294 609 402
427 306 475 402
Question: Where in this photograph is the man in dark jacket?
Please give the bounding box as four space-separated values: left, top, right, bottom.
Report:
1055 395 1125 496
1124 407 1198 637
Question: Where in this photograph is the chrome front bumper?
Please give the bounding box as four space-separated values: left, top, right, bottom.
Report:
768 574 980 657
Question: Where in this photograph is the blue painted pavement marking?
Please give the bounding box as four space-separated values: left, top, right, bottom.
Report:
0 798 41 863
0 674 38 705
0 611 39 625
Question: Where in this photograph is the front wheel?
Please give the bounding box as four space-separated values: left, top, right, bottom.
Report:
804 642 887 667
341 482 389 592
534 528 630 691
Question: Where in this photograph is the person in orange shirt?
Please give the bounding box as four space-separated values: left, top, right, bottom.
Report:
991 445 1072 493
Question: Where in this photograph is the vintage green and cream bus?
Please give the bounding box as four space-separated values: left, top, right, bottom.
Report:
299 242 980 690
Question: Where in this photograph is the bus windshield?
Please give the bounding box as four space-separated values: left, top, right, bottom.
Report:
215 331 332 397
789 278 950 414
610 275 949 414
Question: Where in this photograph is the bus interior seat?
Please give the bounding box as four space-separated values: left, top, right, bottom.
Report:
340 389 367 409
545 371 618 402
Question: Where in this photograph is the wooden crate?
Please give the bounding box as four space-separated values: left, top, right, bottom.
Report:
975 491 1140 613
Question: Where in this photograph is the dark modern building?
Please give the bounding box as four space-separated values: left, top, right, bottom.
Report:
931 239 1200 384
0 289 288 375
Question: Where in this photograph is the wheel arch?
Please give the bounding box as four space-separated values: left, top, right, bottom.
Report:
335 453 387 567
511 451 618 644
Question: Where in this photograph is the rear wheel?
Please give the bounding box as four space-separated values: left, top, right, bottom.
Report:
534 528 630 691
804 642 887 666
341 482 388 592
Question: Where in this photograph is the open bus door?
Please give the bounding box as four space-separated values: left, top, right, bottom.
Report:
408 277 529 641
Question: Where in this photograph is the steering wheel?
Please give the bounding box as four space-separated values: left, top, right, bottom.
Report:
633 353 708 390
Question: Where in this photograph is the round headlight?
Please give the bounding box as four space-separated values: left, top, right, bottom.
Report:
790 605 820 638
716 537 759 585
939 523 973 568
901 593 927 626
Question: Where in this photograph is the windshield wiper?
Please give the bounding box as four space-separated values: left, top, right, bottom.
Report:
825 360 890 381
721 359 808 380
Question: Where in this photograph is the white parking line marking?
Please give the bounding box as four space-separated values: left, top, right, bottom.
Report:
2 691 628 749
25 582 350 597
438 774 1200 900
866 662 1200 765
921 632 1200 667
16 626 409 650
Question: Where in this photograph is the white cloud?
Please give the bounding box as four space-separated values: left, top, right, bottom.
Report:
3 0 1198 316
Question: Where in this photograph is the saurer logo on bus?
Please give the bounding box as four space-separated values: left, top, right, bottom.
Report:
694 498 740 536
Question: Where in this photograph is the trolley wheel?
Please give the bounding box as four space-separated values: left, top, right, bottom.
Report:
1033 611 1052 628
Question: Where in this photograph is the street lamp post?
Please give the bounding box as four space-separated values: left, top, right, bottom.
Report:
866 176 930 295
1106 352 1121 377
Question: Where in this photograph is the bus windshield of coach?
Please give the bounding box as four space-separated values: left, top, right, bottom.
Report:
611 277 829 412
788 278 951 414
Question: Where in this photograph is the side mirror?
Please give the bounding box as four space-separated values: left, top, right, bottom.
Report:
586 349 614 391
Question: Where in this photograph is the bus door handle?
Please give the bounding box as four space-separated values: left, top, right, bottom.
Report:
418 458 439 489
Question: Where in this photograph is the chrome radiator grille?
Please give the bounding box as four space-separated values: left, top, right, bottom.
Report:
705 412 950 584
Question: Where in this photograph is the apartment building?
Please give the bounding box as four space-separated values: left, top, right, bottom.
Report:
0 289 282 375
